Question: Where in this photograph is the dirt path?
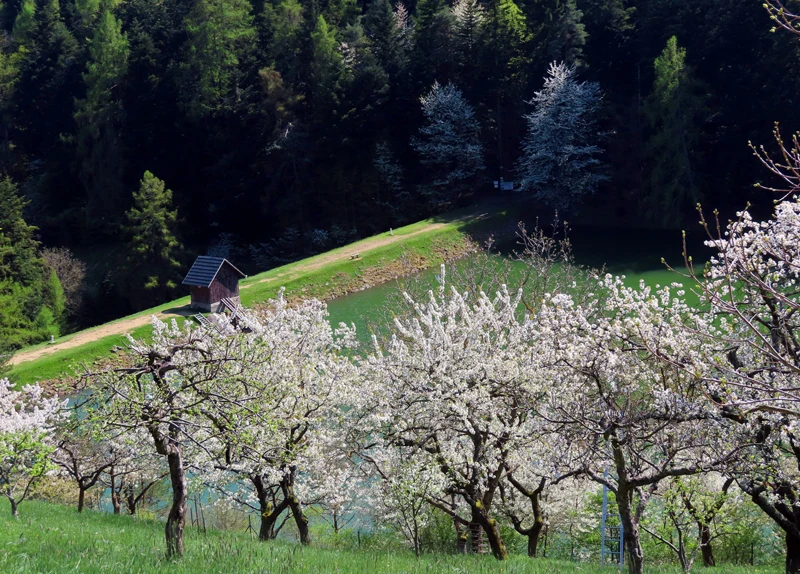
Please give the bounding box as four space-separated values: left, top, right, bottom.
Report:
10 216 480 367
8 311 178 366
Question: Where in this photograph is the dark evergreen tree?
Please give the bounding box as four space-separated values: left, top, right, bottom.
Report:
74 8 129 232
123 171 184 308
642 36 706 227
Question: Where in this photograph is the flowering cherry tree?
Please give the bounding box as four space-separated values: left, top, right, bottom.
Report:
363 277 541 560
81 317 261 557
665 195 800 573
0 378 66 517
100 430 166 515
192 294 358 545
51 417 121 512
535 277 736 574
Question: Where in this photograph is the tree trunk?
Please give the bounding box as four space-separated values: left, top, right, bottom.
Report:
110 474 122 514
253 476 289 542
9 497 18 518
77 486 86 513
469 521 485 554
454 519 468 553
699 523 715 567
111 491 122 514
164 446 188 558
787 531 800 574
283 478 310 545
617 484 645 574
527 521 544 558
126 489 137 515
472 506 508 560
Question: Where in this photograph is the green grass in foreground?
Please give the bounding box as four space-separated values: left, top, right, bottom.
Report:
0 501 780 574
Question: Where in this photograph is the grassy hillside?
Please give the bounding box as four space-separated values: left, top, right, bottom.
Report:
6 203 503 386
0 500 779 574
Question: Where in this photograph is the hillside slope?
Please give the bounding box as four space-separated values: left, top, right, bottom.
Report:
7 202 505 385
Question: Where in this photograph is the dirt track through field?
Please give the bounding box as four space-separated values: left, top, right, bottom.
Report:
9 217 478 367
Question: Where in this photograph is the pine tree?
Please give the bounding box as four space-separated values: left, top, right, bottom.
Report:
181 0 256 118
412 82 485 206
11 0 35 43
412 0 454 87
547 0 586 67
643 36 706 227
14 0 79 157
124 171 184 308
363 0 407 80
310 15 346 124
516 62 605 211
74 8 129 232
262 0 304 83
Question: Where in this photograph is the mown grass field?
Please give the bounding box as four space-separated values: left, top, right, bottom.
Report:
0 500 780 574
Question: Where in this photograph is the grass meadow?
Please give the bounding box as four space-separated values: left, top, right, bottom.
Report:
0 500 781 574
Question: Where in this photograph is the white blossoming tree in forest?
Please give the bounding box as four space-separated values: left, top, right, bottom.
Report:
516 62 606 212
536 278 736 574
363 276 541 560
412 82 485 205
0 379 66 517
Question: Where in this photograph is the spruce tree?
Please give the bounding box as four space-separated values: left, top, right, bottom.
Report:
310 15 346 124
181 0 257 118
14 0 79 157
75 8 129 232
124 171 184 308
643 36 706 227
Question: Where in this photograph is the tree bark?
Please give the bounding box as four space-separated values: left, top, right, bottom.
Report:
164 444 187 558
617 484 645 574
469 521 485 554
454 519 468 553
9 497 18 518
253 476 289 541
699 523 715 567
77 487 86 513
787 531 800 574
126 488 137 515
527 521 544 558
283 477 310 545
110 473 122 514
471 506 508 560
150 421 188 559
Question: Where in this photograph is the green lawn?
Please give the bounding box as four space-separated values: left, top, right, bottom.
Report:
0 500 780 574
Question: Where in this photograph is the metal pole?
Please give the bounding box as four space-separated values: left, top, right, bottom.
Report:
601 480 609 564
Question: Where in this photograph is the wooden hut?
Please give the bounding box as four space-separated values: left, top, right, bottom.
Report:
183 256 246 312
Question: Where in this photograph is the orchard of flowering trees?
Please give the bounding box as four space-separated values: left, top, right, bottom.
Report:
0 159 790 572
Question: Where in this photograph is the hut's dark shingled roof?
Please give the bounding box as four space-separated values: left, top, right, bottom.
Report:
182 256 245 288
